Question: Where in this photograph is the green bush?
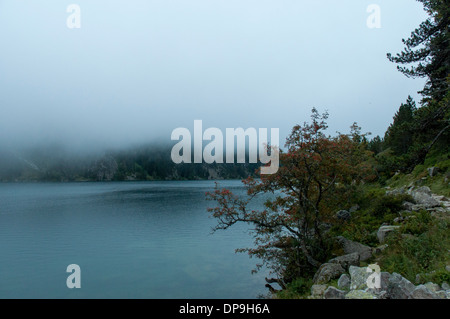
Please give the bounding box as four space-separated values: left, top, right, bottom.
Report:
423 269 450 285
400 210 432 235
380 218 450 284
370 193 413 218
276 277 313 299
330 191 413 246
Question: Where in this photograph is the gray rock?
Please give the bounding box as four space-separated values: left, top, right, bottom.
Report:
441 282 450 290
349 266 371 290
386 187 405 196
338 274 351 290
412 186 432 195
377 225 400 243
387 273 416 299
336 210 351 221
379 272 391 291
412 204 425 211
313 263 346 284
427 167 439 177
335 236 373 261
375 290 389 299
345 290 376 299
323 286 346 299
311 284 328 297
412 285 440 299
402 201 415 211
328 252 360 270
409 186 440 208
419 186 432 195
436 291 447 299
349 267 389 293
446 265 450 272
430 207 447 214
424 282 441 293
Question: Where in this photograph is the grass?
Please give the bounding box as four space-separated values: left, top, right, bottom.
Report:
329 187 413 247
275 277 313 299
387 150 450 197
377 210 450 285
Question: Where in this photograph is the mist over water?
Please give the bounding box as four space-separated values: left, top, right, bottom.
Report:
0 0 428 157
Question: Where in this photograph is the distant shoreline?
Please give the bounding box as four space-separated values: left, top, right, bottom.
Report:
0 178 247 184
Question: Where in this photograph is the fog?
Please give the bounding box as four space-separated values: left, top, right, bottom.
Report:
0 0 428 154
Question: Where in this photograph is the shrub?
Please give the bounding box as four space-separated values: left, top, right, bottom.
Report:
400 210 432 235
330 191 413 246
380 217 449 284
276 277 313 299
370 193 413 218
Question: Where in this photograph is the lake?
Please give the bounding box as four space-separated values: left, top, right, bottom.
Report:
0 180 270 299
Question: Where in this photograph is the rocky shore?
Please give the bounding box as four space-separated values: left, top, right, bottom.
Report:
307 184 450 299
310 266 450 299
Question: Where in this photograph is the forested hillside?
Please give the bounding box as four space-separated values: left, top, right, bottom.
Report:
0 144 260 182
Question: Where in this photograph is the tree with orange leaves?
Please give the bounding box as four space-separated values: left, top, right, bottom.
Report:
206 108 375 287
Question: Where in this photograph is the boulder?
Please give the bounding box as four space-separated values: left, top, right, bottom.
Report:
408 186 440 208
386 187 405 196
412 285 440 299
310 284 328 297
335 236 373 261
337 274 350 290
413 186 432 195
436 291 447 299
365 272 392 297
424 282 441 293
441 282 450 290
387 273 416 299
328 252 360 270
377 225 400 243
349 266 371 290
379 272 391 291
323 286 346 299
375 291 389 299
313 263 346 284
402 201 415 211
345 290 376 299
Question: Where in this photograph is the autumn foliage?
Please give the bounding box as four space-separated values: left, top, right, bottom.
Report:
206 109 375 284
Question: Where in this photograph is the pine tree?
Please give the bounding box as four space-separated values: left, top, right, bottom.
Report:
368 135 384 155
387 0 449 103
384 96 417 155
386 0 449 167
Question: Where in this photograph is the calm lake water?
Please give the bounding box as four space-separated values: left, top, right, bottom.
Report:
0 180 270 299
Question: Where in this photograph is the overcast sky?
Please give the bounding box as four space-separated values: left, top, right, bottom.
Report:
0 0 428 152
